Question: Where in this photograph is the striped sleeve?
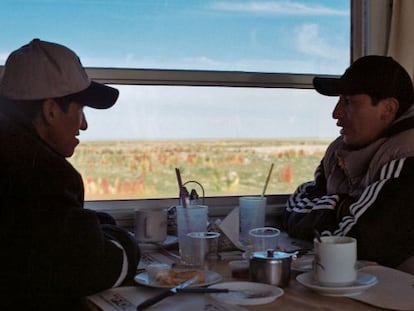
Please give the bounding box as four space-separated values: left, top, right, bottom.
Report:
283 163 341 240
331 158 406 236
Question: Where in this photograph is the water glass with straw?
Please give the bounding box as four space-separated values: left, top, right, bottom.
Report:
174 168 209 266
239 163 274 246
176 205 208 265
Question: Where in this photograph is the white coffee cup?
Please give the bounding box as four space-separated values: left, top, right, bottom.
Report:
134 207 167 243
314 236 357 286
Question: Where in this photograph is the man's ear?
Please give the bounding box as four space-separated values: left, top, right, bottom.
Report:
380 97 399 122
41 99 59 125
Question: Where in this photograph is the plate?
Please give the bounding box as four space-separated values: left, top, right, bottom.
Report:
208 281 284 306
138 235 178 250
296 271 378 296
134 269 222 288
160 235 178 246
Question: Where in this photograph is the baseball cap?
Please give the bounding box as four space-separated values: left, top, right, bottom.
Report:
0 38 118 109
313 55 414 108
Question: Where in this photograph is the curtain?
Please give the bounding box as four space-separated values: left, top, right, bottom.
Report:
388 0 414 274
387 0 414 79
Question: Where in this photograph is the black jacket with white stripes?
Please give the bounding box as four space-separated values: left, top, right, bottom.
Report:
283 106 414 269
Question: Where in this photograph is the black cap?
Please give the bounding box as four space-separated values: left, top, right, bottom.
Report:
313 55 414 114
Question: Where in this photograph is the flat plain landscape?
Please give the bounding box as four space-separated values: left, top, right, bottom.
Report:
68 139 330 200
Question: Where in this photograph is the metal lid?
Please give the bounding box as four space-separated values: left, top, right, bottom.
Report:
251 250 292 260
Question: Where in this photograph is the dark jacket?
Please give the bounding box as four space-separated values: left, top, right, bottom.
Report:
0 108 139 310
283 106 414 269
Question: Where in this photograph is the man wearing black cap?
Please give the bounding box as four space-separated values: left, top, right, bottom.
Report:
0 39 140 310
283 55 414 273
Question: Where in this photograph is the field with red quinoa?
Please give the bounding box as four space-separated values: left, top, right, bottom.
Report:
69 139 329 200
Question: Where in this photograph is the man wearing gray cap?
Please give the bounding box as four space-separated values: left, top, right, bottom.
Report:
283 55 414 273
0 39 140 310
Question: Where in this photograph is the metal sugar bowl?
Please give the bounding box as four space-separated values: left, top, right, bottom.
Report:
249 250 293 287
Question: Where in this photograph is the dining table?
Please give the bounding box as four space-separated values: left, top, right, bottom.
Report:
86 233 414 311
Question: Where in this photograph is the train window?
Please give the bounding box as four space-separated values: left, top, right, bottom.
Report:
0 0 350 201
72 85 337 200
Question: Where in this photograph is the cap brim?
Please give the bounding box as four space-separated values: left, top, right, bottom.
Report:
313 77 341 96
71 81 119 109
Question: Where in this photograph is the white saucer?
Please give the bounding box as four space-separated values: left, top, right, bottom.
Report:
296 271 377 297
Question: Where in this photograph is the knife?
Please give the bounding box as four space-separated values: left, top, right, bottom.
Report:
136 275 199 310
176 287 273 298
176 288 229 294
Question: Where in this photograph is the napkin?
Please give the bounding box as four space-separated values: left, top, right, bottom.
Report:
217 207 245 250
350 265 414 310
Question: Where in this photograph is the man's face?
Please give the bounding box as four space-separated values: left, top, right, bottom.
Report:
332 94 392 148
45 101 88 157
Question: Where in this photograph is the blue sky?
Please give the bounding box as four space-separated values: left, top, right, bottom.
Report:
0 1 350 140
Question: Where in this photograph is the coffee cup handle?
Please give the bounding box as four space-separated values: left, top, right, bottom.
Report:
313 256 325 273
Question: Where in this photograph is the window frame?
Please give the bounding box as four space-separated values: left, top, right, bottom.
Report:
86 67 317 89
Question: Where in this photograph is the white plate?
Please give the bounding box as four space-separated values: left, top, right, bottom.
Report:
160 235 178 246
134 269 222 288
208 281 284 306
138 235 178 250
296 271 378 297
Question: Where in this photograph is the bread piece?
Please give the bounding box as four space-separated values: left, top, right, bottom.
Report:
157 269 205 286
175 270 206 284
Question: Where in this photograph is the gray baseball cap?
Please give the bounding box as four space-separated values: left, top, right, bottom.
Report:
0 38 118 109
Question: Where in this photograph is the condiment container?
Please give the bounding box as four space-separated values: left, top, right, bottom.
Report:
249 250 293 287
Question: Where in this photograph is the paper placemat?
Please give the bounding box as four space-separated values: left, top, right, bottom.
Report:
350 265 414 310
87 286 248 311
137 250 178 270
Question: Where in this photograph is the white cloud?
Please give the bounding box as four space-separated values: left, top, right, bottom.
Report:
210 1 348 16
295 23 347 60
